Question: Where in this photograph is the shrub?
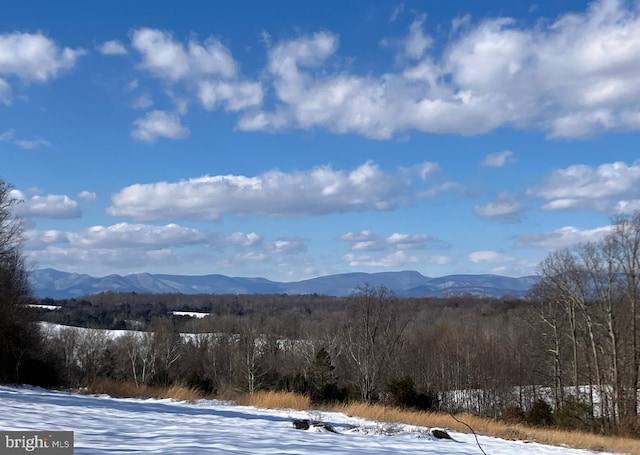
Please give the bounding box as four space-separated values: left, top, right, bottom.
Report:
616 415 640 438
526 398 554 427
555 396 593 431
387 376 438 411
186 372 216 395
502 403 525 424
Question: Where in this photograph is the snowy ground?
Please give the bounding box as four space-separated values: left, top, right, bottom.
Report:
0 386 622 455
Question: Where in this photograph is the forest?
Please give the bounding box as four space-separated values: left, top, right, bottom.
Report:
1 178 640 437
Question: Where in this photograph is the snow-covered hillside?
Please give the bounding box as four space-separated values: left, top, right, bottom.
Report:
0 386 621 454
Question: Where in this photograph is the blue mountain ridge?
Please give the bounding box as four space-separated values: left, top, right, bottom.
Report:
30 268 539 299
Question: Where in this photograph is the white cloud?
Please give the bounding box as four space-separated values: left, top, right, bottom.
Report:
130 28 262 115
11 190 80 219
76 223 207 248
131 94 153 109
237 0 640 139
24 223 272 275
390 4 404 22
225 232 263 247
13 137 50 150
481 150 514 167
0 130 49 149
108 161 420 221
131 110 190 142
77 191 97 202
338 230 441 252
0 31 84 82
343 250 418 268
217 251 269 267
404 15 432 60
198 80 263 111
338 231 386 251
473 191 525 222
614 199 640 213
98 39 127 55
0 78 11 105
417 181 465 199
265 237 307 254
514 225 612 250
132 28 237 80
528 161 640 212
387 232 438 249
468 250 514 263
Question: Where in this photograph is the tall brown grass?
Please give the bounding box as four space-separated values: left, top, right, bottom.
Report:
240 392 639 455
235 390 311 410
88 379 205 403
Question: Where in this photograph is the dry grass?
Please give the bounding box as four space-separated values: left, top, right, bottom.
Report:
87 379 205 403
329 401 639 455
236 390 311 410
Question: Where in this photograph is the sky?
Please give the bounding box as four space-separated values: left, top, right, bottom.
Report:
2 0 640 281
0 385 623 454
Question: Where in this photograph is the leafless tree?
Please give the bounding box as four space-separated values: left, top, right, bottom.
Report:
343 284 410 402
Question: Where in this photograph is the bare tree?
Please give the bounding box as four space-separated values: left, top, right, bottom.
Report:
343 284 410 402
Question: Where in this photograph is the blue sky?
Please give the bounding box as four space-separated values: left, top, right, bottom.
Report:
2 0 639 281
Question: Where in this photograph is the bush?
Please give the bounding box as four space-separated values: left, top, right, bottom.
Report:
387 376 438 411
555 395 593 431
616 415 640 438
526 398 554 427
502 403 525 424
186 372 216 395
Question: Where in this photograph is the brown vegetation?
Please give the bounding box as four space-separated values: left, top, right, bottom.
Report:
240 391 640 455
88 378 205 402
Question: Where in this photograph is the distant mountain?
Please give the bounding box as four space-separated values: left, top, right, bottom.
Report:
30 268 539 299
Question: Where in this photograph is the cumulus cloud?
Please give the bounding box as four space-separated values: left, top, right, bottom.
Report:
0 31 84 81
265 237 307 254
10 189 80 219
528 161 640 212
98 39 127 55
473 191 525 222
130 28 262 113
481 150 514 167
77 191 97 202
514 225 612 250
132 28 237 80
107 161 434 221
237 0 640 139
468 250 514 263
338 230 441 251
28 223 206 249
404 15 433 60
225 232 263 247
131 110 190 142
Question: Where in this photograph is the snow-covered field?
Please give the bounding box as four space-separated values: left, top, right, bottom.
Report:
0 386 623 455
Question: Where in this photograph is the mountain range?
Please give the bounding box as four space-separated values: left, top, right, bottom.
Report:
30 268 539 299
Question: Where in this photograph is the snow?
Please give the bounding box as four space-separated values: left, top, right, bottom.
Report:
0 386 620 455
28 304 61 310
171 311 212 318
